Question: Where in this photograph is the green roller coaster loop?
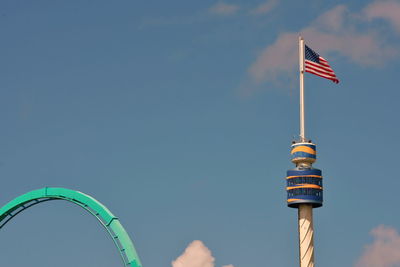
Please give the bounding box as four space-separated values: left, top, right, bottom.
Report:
0 187 142 267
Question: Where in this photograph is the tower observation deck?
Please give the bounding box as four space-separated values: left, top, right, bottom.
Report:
287 141 323 208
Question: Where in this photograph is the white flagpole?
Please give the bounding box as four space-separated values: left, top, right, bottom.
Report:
299 36 305 142
297 36 315 267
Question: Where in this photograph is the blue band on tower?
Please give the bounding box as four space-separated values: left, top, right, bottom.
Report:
287 168 321 177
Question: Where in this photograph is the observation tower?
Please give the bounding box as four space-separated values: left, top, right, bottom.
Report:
285 36 338 267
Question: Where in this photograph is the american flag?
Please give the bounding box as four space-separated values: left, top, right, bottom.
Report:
305 45 339 84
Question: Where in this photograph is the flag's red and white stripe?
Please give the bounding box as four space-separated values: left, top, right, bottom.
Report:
305 57 339 83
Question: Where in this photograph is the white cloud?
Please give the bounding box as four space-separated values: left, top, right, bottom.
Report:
172 240 234 267
250 0 278 15
209 2 240 16
248 32 298 84
355 225 400 267
247 3 398 87
364 0 400 33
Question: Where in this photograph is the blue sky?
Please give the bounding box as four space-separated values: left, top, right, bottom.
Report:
1 1 400 266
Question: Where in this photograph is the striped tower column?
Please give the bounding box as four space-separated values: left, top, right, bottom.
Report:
298 204 314 267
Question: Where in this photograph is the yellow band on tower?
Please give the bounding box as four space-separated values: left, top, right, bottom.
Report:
291 146 316 155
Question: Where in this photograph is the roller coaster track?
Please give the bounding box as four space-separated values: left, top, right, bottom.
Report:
0 187 142 267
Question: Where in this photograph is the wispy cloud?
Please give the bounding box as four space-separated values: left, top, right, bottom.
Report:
355 225 400 267
209 2 240 16
250 0 278 15
248 32 298 85
172 240 234 267
247 2 399 88
141 1 280 28
364 0 400 33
